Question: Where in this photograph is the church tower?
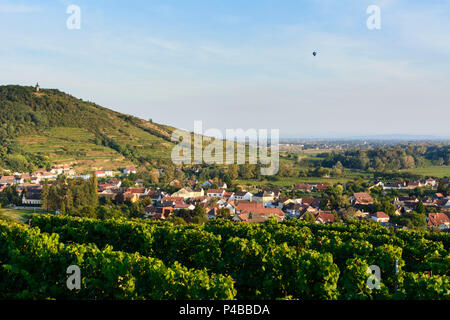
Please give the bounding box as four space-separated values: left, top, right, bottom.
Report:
35 83 40 92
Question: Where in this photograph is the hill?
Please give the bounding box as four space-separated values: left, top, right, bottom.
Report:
0 85 177 172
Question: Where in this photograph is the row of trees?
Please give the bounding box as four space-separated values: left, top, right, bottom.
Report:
42 175 98 215
320 145 450 171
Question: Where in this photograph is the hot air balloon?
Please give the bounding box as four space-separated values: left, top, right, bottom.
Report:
313 51 317 57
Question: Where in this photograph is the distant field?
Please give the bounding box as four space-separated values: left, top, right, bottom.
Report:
236 169 371 187
0 208 38 223
401 165 450 178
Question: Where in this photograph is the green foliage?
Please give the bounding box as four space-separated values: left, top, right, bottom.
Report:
0 85 175 170
0 220 236 299
28 215 450 300
42 176 98 216
321 145 450 171
0 186 21 207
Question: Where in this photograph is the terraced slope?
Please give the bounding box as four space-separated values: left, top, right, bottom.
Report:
0 85 176 172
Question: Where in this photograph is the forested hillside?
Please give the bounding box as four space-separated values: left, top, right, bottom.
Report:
0 85 176 172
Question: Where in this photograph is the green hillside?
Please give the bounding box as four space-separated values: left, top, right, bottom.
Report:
0 85 176 172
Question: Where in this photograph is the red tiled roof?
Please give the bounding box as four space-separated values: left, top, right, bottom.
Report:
207 189 224 194
427 212 450 227
372 211 389 219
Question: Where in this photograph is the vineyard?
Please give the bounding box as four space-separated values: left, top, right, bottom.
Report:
1 215 449 300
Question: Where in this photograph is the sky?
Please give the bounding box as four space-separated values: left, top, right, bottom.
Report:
0 0 449 138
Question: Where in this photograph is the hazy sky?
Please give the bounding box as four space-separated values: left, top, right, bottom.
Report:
1 0 449 138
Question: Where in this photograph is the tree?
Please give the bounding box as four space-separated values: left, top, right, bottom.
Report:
192 204 207 218
88 174 99 208
391 211 427 230
192 214 208 225
341 207 360 221
302 212 316 223
437 180 448 196
140 197 153 207
228 164 239 180
415 200 426 214
217 207 231 219
149 168 160 184
375 199 396 216
0 185 21 206
169 216 188 225
223 174 232 188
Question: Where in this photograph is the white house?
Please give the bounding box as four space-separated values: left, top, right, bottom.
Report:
207 188 225 198
22 191 42 206
231 191 253 201
123 167 137 175
370 212 390 223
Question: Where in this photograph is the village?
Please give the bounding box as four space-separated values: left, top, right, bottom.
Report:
1 163 449 231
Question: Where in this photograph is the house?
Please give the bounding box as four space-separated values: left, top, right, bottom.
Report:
301 198 322 209
284 203 310 217
234 201 264 214
383 182 404 190
231 191 253 201
427 213 450 230
171 187 204 199
219 199 236 214
315 183 332 192
207 207 219 220
425 179 438 187
145 205 174 220
146 190 164 203
94 170 113 178
108 180 122 188
123 166 137 175
189 196 208 206
232 207 285 224
223 191 234 199
405 181 423 189
51 166 64 175
294 184 312 193
265 199 284 209
80 173 91 180
21 187 42 206
434 193 445 199
173 203 195 211
315 211 335 224
30 176 41 184
185 179 198 188
19 174 31 183
98 191 118 201
395 196 419 212
370 212 390 223
218 182 228 189
97 183 117 192
161 196 185 205
126 187 146 196
351 192 374 206
207 189 225 198
253 190 278 205
0 176 16 185
202 180 214 188
277 197 298 207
